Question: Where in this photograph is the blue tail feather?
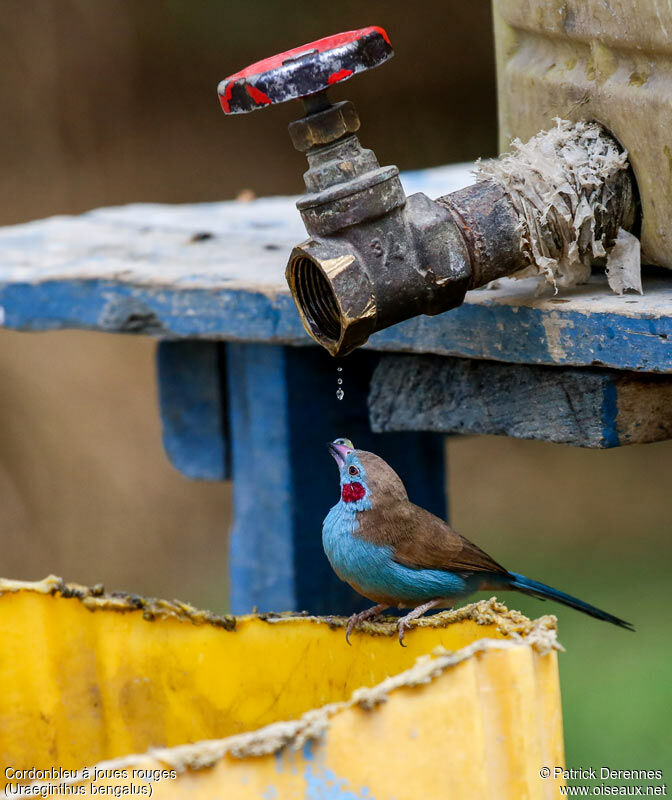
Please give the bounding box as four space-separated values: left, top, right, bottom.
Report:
507 573 634 631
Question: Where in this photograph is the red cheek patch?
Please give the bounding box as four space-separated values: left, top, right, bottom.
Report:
342 482 366 503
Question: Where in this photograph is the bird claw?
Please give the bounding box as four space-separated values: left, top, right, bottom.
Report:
343 604 388 645
397 622 408 647
345 616 357 646
395 599 443 646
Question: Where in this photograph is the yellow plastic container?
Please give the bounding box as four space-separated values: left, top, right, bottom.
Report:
0 576 565 799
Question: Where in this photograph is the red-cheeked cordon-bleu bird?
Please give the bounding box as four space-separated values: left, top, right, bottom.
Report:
323 438 634 645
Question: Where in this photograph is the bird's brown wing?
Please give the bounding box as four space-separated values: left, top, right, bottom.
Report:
392 503 509 575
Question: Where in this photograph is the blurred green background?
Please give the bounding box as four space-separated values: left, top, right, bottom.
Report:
0 0 669 786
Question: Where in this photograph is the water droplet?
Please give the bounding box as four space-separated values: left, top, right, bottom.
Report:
336 366 343 372
336 388 344 401
337 378 343 385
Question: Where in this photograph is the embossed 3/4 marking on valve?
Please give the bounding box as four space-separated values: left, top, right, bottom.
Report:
370 233 405 267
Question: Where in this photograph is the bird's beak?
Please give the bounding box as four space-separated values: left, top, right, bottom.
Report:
327 441 351 468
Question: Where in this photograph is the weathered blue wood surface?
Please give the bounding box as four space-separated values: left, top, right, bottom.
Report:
369 354 672 448
0 163 671 372
226 343 447 615
157 341 229 480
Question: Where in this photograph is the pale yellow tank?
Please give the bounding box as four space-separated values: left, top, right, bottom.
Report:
493 0 672 268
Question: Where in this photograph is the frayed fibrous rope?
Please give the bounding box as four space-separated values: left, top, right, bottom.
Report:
475 119 640 293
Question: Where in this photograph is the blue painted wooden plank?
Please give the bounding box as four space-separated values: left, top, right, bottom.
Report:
369 354 672 447
1 276 671 373
0 162 670 372
156 341 229 480
226 344 447 615
369 297 672 374
0 280 306 341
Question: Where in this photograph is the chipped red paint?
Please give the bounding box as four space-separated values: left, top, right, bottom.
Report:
219 82 234 114
245 85 271 106
373 26 392 46
328 68 354 85
342 482 366 503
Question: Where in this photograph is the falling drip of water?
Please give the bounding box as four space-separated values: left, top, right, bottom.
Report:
336 388 344 401
336 365 344 400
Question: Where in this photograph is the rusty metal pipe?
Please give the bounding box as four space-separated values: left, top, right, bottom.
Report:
286 122 636 357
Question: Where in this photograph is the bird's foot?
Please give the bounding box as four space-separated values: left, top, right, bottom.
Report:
396 599 443 647
345 604 388 645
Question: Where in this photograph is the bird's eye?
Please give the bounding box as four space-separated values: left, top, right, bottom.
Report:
348 465 359 476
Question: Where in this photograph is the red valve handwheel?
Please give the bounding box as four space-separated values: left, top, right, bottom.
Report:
218 26 393 115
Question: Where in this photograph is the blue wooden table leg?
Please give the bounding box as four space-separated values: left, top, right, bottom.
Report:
157 341 229 480
226 343 447 616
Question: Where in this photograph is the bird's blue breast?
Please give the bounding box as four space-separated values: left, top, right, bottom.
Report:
322 502 476 607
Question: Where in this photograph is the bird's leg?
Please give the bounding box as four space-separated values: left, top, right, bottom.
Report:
345 603 388 645
397 599 444 646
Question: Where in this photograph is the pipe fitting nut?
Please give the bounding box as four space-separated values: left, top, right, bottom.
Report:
288 101 361 152
286 239 377 356
297 167 405 236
